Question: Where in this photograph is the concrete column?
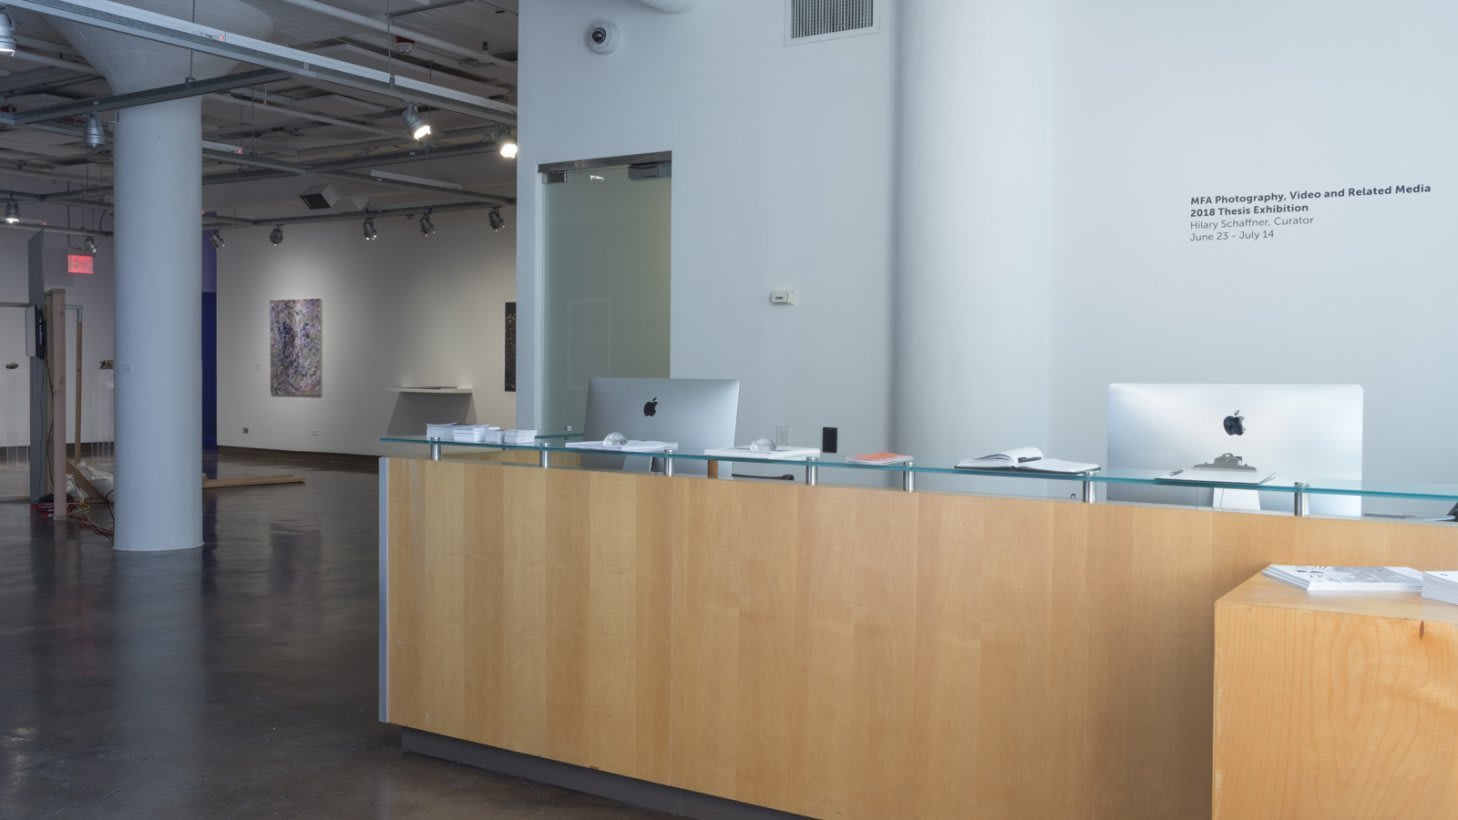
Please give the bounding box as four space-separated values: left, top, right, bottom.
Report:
112 98 204 550
892 0 1056 467
52 2 271 550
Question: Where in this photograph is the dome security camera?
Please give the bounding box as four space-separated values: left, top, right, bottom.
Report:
586 21 620 54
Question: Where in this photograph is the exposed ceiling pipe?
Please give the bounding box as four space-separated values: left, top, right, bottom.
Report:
385 0 481 20
202 198 498 229
200 147 511 204
322 40 513 98
1 70 289 126
3 46 94 73
207 91 400 139
285 124 501 158
24 140 506 203
4 0 516 121
273 0 515 70
0 221 111 237
15 33 86 60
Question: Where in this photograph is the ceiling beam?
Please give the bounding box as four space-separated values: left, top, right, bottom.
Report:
199 148 513 205
1 69 290 126
13 141 512 203
385 0 478 18
5 0 516 122
207 90 399 139
273 0 514 70
204 198 499 229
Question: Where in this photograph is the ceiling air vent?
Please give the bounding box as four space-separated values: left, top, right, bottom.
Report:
299 184 339 210
787 0 876 44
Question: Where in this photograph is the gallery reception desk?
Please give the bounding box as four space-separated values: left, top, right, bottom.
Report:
378 456 1458 819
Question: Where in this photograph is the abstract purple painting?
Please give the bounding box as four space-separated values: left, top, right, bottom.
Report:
269 299 322 397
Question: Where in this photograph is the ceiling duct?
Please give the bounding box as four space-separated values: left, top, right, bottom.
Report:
300 184 340 210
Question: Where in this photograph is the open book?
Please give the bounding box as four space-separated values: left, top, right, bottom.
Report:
956 446 1100 474
702 445 821 460
565 439 677 453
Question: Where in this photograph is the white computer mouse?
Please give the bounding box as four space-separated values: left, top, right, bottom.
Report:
749 437 776 453
603 432 628 446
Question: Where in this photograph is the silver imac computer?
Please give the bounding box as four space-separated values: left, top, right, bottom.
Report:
583 377 740 476
1107 383 1363 517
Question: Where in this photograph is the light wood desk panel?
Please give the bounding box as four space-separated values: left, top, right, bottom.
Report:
1214 574 1458 819
384 458 1458 819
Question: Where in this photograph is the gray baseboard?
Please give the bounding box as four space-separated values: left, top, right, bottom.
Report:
401 728 810 820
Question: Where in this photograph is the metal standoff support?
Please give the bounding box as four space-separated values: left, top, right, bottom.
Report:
539 443 550 469
1293 482 1309 517
430 441 442 462
663 449 675 477
1081 477 1095 503
805 456 819 487
902 462 915 493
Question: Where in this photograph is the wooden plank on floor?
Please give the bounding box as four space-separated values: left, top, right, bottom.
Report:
203 474 305 490
66 461 104 501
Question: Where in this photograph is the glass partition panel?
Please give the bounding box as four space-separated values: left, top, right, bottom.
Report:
541 160 672 434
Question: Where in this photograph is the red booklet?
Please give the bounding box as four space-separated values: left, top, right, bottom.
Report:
847 452 913 465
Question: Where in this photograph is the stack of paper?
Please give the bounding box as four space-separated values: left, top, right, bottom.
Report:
451 425 501 443
426 423 456 440
1261 564 1422 593
1421 571 1458 605
503 429 537 445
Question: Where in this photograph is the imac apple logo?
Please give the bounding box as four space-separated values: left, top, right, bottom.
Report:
1223 410 1245 436
643 396 658 417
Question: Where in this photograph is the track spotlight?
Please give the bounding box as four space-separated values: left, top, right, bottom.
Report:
418 213 435 237
0 8 16 57
4 197 19 224
488 207 505 231
499 140 518 160
82 235 97 254
210 231 225 249
270 224 284 246
84 114 105 150
362 216 378 241
401 104 431 141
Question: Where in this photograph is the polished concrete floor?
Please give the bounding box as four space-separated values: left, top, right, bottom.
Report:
0 450 665 819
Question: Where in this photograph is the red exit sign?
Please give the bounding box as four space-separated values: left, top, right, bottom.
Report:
67 253 94 275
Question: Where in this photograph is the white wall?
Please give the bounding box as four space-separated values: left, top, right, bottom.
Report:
216 208 516 455
1046 0 1458 505
0 225 117 448
518 0 1456 507
517 0 897 457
